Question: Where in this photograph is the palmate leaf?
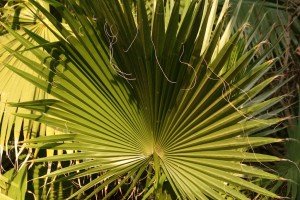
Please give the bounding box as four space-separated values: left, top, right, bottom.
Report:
0 164 27 200
3 0 289 199
0 1 79 198
227 0 300 64
259 90 300 200
0 0 66 163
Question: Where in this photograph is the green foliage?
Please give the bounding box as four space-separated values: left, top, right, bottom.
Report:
259 90 300 200
0 164 27 200
0 0 294 199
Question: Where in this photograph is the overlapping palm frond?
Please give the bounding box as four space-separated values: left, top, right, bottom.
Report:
0 1 73 198
1 0 292 199
258 90 300 200
227 0 300 95
283 91 300 199
0 0 66 169
0 163 27 200
225 1 300 198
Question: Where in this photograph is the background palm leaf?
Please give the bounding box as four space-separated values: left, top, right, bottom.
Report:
225 1 300 198
227 0 300 96
257 90 300 200
1 0 293 199
0 1 76 198
0 0 66 169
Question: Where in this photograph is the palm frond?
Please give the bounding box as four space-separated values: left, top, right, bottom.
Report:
0 0 65 165
1 0 290 199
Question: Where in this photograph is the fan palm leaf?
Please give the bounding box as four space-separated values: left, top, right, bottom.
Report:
1 0 290 199
0 0 67 168
258 90 300 200
225 1 300 198
227 0 300 83
0 1 74 198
